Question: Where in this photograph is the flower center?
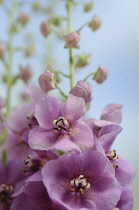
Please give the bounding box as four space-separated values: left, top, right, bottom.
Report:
22 155 46 173
106 150 119 161
53 117 69 134
70 175 90 195
0 184 14 204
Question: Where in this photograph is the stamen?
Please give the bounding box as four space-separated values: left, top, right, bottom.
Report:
106 150 119 160
53 117 69 133
70 175 90 195
112 164 118 168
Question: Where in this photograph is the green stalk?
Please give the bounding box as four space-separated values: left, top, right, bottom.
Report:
66 0 74 89
6 0 17 117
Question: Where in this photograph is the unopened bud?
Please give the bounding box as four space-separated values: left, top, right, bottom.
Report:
18 13 30 26
25 46 35 57
70 81 92 103
19 65 33 83
93 66 108 84
89 16 102 31
38 71 55 92
0 43 6 59
32 2 41 11
40 21 50 37
75 54 92 68
84 2 94 12
64 31 80 49
51 16 61 26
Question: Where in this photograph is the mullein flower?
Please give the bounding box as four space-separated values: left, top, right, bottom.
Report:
28 94 94 152
93 66 108 84
19 65 33 83
0 43 6 59
64 31 80 48
18 13 30 26
40 21 50 37
42 150 122 210
101 104 123 124
0 160 25 209
89 15 102 31
70 81 92 103
38 71 55 92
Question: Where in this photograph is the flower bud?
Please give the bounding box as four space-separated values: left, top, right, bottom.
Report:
25 45 35 57
0 43 6 59
84 2 94 12
51 16 61 26
40 21 50 37
64 31 80 48
38 71 55 92
70 81 92 103
89 15 102 31
93 66 108 84
75 54 92 68
32 2 41 12
18 13 30 26
19 65 33 83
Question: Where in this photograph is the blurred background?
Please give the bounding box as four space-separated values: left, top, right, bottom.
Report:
0 0 139 209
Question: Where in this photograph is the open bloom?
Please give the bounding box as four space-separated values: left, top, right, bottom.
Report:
42 150 122 210
28 94 94 152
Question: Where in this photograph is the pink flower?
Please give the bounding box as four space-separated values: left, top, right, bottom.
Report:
64 31 80 48
93 66 108 84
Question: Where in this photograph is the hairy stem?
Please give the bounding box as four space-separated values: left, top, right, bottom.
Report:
67 0 74 89
6 0 17 117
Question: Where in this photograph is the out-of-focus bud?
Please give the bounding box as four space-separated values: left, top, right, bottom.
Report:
32 2 41 12
93 66 108 84
75 54 92 68
0 43 6 59
70 81 92 103
0 0 3 4
51 16 61 26
40 21 50 37
25 45 35 57
89 15 102 31
64 31 80 48
101 104 123 124
38 71 55 92
18 13 30 26
84 2 94 12
19 65 33 83
0 98 5 121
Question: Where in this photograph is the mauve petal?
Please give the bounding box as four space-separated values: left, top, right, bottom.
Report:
28 126 57 150
111 157 136 186
26 170 42 182
101 104 123 124
116 182 134 210
71 121 94 151
98 124 123 151
80 150 114 177
11 193 40 210
70 81 92 103
5 160 24 185
0 161 5 184
62 95 85 123
89 178 121 210
51 135 81 152
24 182 52 209
6 103 33 133
35 96 61 129
25 85 46 103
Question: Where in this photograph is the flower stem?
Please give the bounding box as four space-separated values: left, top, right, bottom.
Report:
66 0 74 89
6 0 17 117
83 72 95 82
